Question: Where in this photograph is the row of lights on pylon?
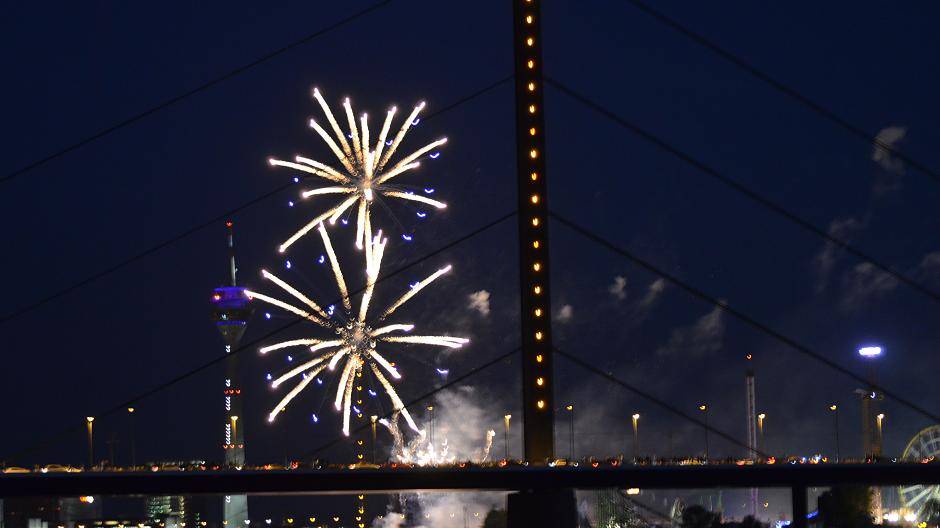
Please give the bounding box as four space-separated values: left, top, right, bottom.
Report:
521 0 548 413
354 371 366 526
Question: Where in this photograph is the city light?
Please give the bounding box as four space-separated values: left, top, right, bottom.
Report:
858 346 883 358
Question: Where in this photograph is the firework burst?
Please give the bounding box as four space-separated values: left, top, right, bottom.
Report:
269 88 448 253
247 222 468 436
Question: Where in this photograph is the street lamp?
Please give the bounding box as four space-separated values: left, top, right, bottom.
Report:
830 404 840 461
503 414 512 460
699 404 709 460
757 413 766 452
876 413 885 448
631 413 640 462
370 416 378 464
565 404 575 461
427 405 435 447
85 416 95 469
230 415 239 447
127 407 136 467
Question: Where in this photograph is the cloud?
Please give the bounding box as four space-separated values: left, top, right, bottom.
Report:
872 125 907 174
608 275 627 300
918 251 940 286
466 290 490 317
638 278 666 309
555 304 573 323
839 262 899 310
812 216 865 292
656 305 725 358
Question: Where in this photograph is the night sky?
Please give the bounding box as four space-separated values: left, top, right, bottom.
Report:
2 0 940 504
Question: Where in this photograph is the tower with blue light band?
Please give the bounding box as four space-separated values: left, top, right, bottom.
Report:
209 221 252 527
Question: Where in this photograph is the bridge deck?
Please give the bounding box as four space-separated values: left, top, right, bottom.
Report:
1 464 938 497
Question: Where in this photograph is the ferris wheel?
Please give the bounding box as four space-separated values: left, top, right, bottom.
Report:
899 425 940 520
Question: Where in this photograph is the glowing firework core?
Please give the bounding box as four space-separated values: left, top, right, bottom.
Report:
339 322 375 353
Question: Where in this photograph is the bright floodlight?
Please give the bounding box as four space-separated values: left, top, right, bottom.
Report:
858 346 883 358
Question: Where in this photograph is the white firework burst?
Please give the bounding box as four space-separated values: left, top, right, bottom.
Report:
247 222 468 436
268 88 448 253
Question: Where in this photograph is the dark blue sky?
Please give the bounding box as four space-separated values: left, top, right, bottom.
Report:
2 0 939 479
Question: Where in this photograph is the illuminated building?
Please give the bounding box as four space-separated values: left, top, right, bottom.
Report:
145 496 203 528
210 222 253 528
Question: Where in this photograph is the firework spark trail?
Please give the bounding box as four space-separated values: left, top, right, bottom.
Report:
341 356 360 435
373 107 396 169
272 351 338 388
301 186 356 198
380 191 446 209
369 349 401 379
328 348 348 371
379 415 406 460
244 290 328 327
310 340 342 353
267 363 328 422
381 265 452 319
381 336 469 348
372 324 415 336
327 195 358 225
334 355 357 410
481 430 496 462
295 156 350 180
343 99 362 166
269 89 448 252
371 161 420 186
258 338 324 355
379 102 424 170
252 225 466 436
318 222 351 310
312 89 351 155
371 363 419 432
376 138 448 184
359 231 386 321
261 269 329 319
275 202 349 257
